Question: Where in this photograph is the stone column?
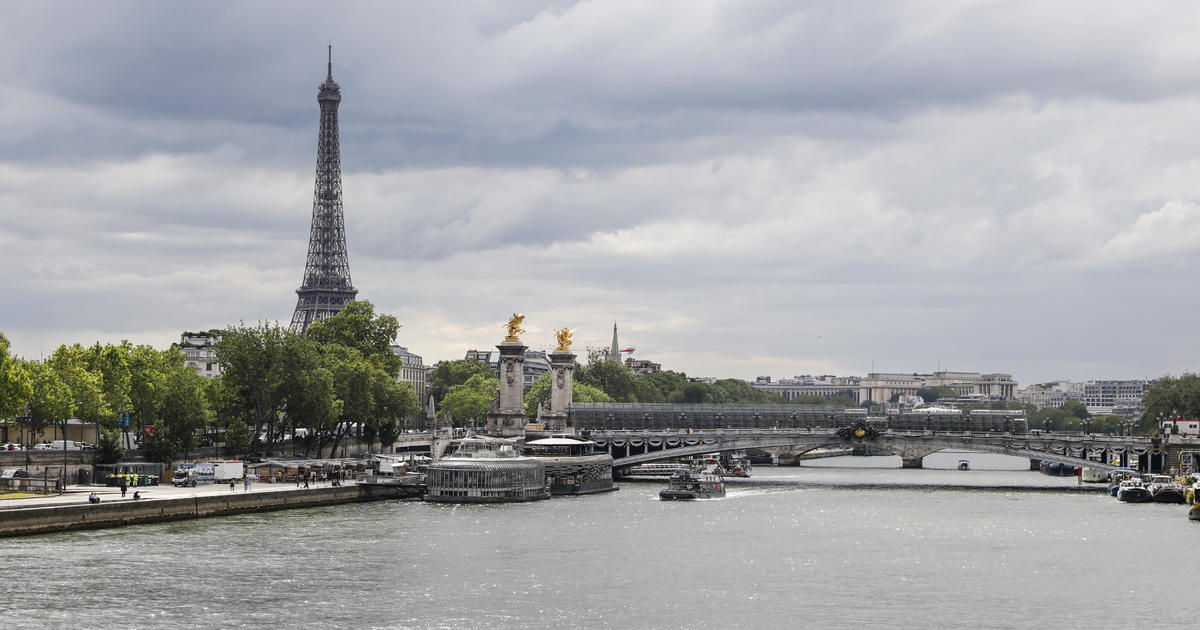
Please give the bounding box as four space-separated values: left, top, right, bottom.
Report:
486 341 527 437
545 351 576 430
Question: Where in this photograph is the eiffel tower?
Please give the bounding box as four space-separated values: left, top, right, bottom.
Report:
291 46 357 334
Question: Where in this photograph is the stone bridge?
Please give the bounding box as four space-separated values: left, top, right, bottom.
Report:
587 428 1175 471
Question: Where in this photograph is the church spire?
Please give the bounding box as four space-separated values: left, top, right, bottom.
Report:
610 322 620 364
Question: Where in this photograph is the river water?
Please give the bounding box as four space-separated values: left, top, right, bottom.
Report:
2 452 1194 629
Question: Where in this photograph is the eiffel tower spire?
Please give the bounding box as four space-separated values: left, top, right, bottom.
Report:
291 46 357 334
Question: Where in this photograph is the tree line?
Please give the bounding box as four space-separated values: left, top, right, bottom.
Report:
0 301 418 464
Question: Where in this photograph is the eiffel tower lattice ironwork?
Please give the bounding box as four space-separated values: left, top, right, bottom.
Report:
291 46 357 334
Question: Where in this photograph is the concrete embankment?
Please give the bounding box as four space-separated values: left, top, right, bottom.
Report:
0 484 410 538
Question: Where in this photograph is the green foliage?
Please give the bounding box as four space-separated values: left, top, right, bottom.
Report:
430 359 495 406
1141 373 1200 435
223 417 251 456
144 420 175 464
576 355 640 402
0 331 32 420
95 429 126 465
214 322 295 444
304 301 402 377
1060 400 1090 419
522 372 613 417
916 386 959 403
440 373 499 426
158 367 210 457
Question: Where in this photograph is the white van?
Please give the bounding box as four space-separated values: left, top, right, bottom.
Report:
48 440 83 451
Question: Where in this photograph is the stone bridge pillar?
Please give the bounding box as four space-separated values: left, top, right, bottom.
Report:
890 443 940 469
543 350 576 431
486 341 527 437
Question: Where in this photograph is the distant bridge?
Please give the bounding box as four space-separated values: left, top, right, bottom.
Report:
565 403 1192 472
588 427 1170 471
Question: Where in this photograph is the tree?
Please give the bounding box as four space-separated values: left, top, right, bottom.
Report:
370 374 419 450
916 386 959 403
635 370 688 403
0 332 32 421
440 373 499 427
430 359 495 405
26 361 70 443
1059 399 1090 420
213 322 294 449
127 344 175 437
304 300 402 376
522 372 612 417
223 417 252 456
82 342 131 428
95 428 126 465
157 367 211 460
1141 373 1200 434
576 354 639 402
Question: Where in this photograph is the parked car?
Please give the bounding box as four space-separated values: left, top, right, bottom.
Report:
0 469 31 478
1 443 25 451
32 443 54 450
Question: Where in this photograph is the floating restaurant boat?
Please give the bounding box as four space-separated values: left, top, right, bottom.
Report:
1116 478 1152 503
659 461 725 501
522 435 615 496
424 437 550 503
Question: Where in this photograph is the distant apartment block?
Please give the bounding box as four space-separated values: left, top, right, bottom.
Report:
1017 379 1150 417
177 330 222 379
391 345 429 404
625 358 661 376
1016 381 1084 410
465 348 551 393
750 371 1017 404
751 375 862 402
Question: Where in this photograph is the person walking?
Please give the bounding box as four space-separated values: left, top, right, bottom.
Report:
243 475 249 492
229 478 236 492
119 476 127 498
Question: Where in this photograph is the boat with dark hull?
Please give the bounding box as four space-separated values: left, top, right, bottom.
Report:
1189 504 1200 521
523 436 615 496
1039 460 1077 476
1147 475 1187 504
1117 479 1152 503
659 461 725 500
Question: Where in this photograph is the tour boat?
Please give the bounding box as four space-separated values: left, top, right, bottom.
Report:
1146 475 1187 504
1116 478 1152 503
957 459 970 471
659 461 725 500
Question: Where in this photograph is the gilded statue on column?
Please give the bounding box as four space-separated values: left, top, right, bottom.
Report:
504 313 526 342
554 327 574 352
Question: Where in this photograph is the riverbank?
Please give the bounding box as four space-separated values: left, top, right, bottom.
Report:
0 481 414 538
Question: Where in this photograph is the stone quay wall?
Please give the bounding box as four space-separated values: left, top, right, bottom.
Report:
0 485 398 538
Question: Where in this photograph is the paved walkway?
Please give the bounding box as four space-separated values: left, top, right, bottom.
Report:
0 479 343 510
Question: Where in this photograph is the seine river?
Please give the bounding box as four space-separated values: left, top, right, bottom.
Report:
2 452 1195 629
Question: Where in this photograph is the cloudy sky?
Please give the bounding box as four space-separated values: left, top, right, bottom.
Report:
3 1 1200 386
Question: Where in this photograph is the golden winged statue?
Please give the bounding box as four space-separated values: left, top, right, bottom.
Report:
504 313 526 342
554 327 574 352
